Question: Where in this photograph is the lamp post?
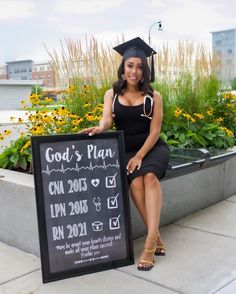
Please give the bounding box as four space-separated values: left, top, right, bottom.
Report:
148 21 162 45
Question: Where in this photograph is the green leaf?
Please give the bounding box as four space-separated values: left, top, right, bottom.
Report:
203 132 213 140
214 138 224 148
17 157 27 170
10 153 19 164
227 136 235 147
167 139 180 145
179 133 186 143
0 156 10 169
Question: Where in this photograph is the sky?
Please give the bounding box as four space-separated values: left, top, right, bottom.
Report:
0 0 236 64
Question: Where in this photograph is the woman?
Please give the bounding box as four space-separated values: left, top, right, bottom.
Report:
83 37 170 271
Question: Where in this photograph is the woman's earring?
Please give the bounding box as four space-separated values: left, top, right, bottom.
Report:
121 74 126 81
141 77 144 83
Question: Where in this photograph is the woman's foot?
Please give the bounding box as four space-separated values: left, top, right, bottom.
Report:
155 233 166 256
137 237 156 271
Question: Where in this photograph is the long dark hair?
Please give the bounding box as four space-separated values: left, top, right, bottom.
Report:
112 58 154 97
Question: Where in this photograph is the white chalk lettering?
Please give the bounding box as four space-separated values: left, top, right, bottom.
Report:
49 180 65 195
52 226 64 241
75 151 83 161
68 200 88 215
67 178 87 193
87 144 115 160
45 147 73 163
67 222 87 238
50 203 66 218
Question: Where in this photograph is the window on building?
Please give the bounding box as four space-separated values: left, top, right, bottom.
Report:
227 49 232 54
215 40 221 45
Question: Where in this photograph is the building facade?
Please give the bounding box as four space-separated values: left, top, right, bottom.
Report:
211 28 236 86
0 65 7 79
2 60 56 88
6 60 33 80
32 61 55 87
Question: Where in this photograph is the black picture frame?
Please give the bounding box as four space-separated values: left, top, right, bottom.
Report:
31 131 134 283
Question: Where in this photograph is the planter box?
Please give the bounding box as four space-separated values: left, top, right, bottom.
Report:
0 156 236 256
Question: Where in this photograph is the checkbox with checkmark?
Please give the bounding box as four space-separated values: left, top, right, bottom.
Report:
105 173 117 188
107 193 119 209
109 214 121 230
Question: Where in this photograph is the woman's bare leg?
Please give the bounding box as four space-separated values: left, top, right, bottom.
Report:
130 173 163 270
130 176 147 225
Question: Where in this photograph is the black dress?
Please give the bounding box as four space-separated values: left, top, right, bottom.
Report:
113 94 170 184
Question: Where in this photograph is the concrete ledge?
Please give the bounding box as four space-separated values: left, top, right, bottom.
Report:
0 156 236 256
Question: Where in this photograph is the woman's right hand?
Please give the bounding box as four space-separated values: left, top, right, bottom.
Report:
79 126 104 136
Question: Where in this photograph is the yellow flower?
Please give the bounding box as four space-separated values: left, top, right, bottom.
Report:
44 97 53 103
83 103 91 108
71 127 79 132
56 119 66 126
29 94 40 104
72 118 83 126
18 118 23 124
174 107 182 117
41 115 53 124
219 127 234 137
215 117 224 124
20 141 31 154
68 85 75 94
3 130 11 136
55 127 62 133
0 136 4 141
10 116 15 122
57 107 68 116
68 113 79 119
194 113 205 120
182 113 192 120
30 125 44 135
207 109 213 116
226 129 233 137
85 113 96 122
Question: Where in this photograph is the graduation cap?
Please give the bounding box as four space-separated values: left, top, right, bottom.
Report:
113 37 156 82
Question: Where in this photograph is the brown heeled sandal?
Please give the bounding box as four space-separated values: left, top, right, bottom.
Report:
137 238 156 271
155 233 166 256
137 247 155 271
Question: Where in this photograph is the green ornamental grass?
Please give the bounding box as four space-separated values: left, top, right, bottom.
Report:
0 37 235 172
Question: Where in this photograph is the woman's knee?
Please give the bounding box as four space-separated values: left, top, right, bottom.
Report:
143 172 160 188
130 176 144 191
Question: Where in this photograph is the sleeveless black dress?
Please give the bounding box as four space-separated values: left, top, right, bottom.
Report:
113 94 170 184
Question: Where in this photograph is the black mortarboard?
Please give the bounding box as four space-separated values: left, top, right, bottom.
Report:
113 37 156 82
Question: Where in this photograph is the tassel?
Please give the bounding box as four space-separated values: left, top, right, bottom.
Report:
150 51 155 83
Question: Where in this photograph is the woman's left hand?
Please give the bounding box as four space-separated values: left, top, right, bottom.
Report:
127 154 142 174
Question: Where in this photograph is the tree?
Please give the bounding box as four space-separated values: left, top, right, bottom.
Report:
31 84 43 95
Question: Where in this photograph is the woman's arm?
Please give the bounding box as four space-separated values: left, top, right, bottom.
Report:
127 91 163 173
81 89 114 136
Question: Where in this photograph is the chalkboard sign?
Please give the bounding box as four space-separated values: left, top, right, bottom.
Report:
31 131 134 283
